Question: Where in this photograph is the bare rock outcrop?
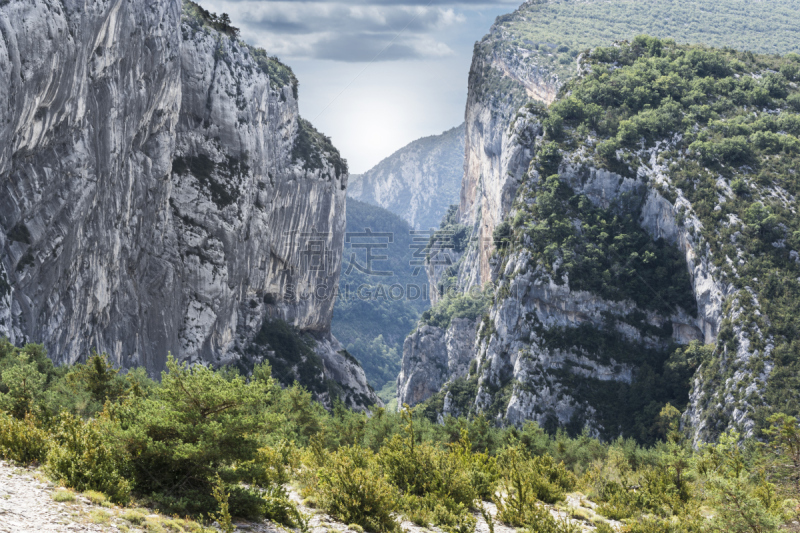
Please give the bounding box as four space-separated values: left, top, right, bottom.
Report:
0 0 376 408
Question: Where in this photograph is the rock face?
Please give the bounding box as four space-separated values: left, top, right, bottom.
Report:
399 1 800 438
0 0 376 408
396 317 477 407
349 124 465 231
398 106 729 437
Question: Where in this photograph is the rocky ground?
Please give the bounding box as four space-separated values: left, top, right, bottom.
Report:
0 461 607 533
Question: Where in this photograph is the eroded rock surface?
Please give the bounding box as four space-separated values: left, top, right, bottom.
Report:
0 0 375 408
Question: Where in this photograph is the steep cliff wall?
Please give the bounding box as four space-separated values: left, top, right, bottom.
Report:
348 124 465 231
0 0 376 408
401 10 800 441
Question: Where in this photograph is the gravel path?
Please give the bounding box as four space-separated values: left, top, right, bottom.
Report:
0 461 117 532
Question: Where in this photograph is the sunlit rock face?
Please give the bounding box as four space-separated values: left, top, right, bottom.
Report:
349 124 465 231
0 0 376 409
397 5 758 438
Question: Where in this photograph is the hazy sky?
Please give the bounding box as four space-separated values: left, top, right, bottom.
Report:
198 0 519 173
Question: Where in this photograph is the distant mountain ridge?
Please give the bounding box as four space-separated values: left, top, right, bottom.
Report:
349 124 465 230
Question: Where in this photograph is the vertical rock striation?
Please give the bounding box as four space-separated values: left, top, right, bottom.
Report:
0 0 376 408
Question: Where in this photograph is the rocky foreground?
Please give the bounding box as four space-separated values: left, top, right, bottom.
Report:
0 460 606 533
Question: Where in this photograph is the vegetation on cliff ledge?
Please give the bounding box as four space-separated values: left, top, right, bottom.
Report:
541 37 800 435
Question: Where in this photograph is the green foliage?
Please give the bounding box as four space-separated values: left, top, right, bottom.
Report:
433 205 470 254
249 47 299 99
237 442 295 487
210 474 234 533
117 356 281 515
420 287 492 329
51 490 76 502
480 0 800 119
0 412 49 464
315 446 399 533
494 444 577 524
3 335 799 532
0 351 46 418
503 35 800 436
516 171 696 316
181 0 239 38
65 351 126 405
46 412 131 504
763 414 800 489
293 118 348 177
249 319 328 395
379 409 477 507
698 430 783 533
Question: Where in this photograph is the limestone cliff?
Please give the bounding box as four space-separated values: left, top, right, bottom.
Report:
399 2 800 440
0 0 376 408
348 124 465 231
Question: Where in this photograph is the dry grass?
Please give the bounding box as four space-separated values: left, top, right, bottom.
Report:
89 509 111 524
83 490 107 505
51 490 76 502
120 509 147 525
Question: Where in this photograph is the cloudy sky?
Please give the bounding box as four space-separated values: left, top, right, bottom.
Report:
199 0 520 173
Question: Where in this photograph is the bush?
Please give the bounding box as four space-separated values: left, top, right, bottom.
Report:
420 290 491 330
537 142 563 176
494 445 577 525
117 356 280 515
0 351 46 418
401 492 477 533
623 517 684 533
261 485 306 528
0 412 49 464
503 498 577 533
51 490 76 502
120 509 147 525
379 413 476 508
237 442 295 487
316 446 399 533
83 490 108 505
46 413 131 504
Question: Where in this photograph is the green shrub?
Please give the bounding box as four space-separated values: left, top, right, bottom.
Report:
316 446 399 533
503 498 577 533
83 490 108 505
595 521 614 533
596 480 638 520
400 492 476 533
237 442 294 487
210 474 234 533
0 412 49 464
261 485 306 528
495 445 577 514
0 352 46 418
45 412 131 504
121 509 147 525
379 410 477 509
51 490 76 502
117 356 280 515
89 509 111 525
420 289 491 330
